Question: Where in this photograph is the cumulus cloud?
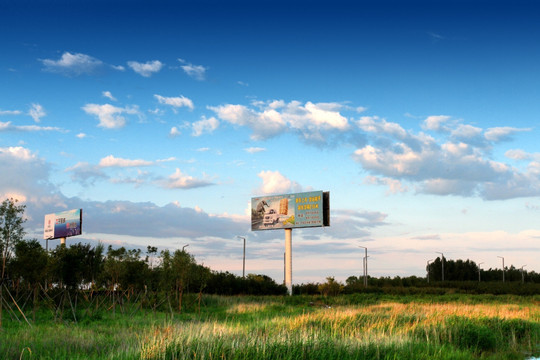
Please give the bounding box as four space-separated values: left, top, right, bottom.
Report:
353 115 540 200
163 168 214 189
0 146 60 208
257 170 302 195
178 58 207 80
82 103 140 129
127 60 164 77
41 52 104 76
210 100 350 143
422 115 452 132
192 116 219 136
154 94 194 111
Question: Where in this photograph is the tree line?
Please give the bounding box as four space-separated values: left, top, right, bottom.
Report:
1 197 539 320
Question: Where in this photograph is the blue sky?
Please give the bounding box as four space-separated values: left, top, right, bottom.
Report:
1 0 539 283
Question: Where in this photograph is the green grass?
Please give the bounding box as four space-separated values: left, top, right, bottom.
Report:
1 293 538 359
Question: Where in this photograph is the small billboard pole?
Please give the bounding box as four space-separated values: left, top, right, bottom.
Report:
285 229 293 295
60 237 66 246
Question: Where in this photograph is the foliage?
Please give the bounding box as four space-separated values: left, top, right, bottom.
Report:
0 198 26 280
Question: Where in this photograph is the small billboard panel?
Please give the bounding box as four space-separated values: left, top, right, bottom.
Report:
251 191 329 231
43 209 82 239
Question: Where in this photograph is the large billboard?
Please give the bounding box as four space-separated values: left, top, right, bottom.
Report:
251 191 329 231
43 209 83 240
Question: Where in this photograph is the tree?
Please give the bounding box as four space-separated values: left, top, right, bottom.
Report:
10 239 48 321
0 198 27 328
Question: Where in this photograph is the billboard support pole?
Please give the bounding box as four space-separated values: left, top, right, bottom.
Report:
60 237 66 246
285 228 292 295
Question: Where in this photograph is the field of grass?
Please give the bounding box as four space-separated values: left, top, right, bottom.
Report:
1 293 539 359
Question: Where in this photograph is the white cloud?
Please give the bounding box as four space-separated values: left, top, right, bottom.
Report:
192 116 219 136
0 121 61 132
28 103 46 122
364 175 408 194
353 116 540 200
76 133 86 139
484 127 531 142
99 155 174 168
178 58 207 80
102 91 117 101
245 147 266 153
169 126 181 137
0 146 61 208
210 100 350 142
505 149 530 161
154 94 194 110
41 52 104 76
257 170 302 195
127 60 164 77
99 155 154 168
82 103 139 129
163 168 213 189
0 109 22 116
422 115 451 131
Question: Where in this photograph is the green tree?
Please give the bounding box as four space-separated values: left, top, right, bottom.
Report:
10 239 48 320
318 276 343 296
0 198 27 328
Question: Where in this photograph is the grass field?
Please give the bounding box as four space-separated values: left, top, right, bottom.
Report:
1 293 539 359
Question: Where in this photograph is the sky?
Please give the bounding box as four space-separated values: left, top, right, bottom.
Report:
1 0 539 284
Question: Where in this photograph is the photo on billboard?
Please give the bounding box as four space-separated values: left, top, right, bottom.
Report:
43 209 83 240
251 191 329 231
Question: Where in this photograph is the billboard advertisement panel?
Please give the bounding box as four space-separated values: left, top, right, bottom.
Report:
251 191 329 231
43 209 82 240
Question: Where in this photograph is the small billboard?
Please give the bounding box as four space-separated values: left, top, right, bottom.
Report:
251 191 329 231
43 209 82 240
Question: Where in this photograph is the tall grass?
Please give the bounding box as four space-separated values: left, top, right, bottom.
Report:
1 294 538 359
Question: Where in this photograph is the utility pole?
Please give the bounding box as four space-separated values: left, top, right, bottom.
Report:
359 246 368 287
427 259 434 283
478 262 484 282
237 236 246 278
436 252 444 282
521 265 526 284
498 256 505 283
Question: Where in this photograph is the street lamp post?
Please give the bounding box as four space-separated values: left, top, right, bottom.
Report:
427 259 434 283
498 256 505 282
521 265 526 284
359 246 368 287
436 252 444 282
182 244 189 252
237 236 246 278
478 262 484 282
